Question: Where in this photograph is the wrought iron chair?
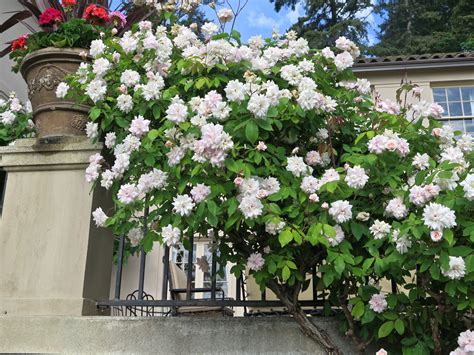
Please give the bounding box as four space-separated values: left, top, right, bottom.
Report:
112 289 170 317
168 261 233 316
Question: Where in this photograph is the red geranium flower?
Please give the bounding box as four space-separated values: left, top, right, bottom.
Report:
39 7 63 26
11 34 28 51
83 4 110 23
61 0 77 7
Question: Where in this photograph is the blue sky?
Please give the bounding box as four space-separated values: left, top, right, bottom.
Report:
112 0 382 45
203 1 383 45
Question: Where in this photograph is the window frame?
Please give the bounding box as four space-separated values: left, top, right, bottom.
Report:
431 85 474 134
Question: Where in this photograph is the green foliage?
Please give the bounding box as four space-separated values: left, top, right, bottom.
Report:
370 0 474 56
0 96 34 145
10 18 103 72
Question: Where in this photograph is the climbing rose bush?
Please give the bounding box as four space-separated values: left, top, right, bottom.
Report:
0 93 35 146
61 19 473 354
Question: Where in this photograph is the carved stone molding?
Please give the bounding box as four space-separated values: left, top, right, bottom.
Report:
27 65 70 99
71 114 88 132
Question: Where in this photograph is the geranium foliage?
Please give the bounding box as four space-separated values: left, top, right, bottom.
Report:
57 14 473 354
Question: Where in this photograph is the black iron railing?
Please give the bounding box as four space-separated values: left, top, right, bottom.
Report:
97 199 400 317
96 199 330 316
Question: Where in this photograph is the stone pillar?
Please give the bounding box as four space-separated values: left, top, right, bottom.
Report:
0 137 114 316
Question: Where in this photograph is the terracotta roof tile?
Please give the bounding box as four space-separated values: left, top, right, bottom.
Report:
354 52 474 67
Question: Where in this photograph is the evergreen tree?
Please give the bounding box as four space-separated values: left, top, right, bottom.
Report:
370 0 474 56
271 0 372 49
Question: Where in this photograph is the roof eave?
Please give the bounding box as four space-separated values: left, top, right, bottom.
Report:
353 58 474 73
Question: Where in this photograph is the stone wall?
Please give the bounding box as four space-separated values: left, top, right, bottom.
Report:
0 316 379 354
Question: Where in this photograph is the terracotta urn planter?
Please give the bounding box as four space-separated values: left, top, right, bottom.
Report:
19 47 90 139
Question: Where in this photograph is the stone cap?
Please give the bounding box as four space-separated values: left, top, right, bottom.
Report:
0 137 103 172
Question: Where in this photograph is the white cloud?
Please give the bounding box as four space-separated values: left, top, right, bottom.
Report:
246 10 284 31
286 2 303 24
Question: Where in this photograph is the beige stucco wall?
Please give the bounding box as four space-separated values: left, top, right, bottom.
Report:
0 137 114 316
355 66 474 103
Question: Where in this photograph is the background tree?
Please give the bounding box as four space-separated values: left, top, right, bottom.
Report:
370 0 474 56
270 0 372 49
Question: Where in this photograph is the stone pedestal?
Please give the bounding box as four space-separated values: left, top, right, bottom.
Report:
0 137 114 316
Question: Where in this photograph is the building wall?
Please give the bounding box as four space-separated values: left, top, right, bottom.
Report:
356 66 474 103
0 2 39 100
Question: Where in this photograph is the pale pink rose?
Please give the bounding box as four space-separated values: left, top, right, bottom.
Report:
190 184 211 203
369 293 387 313
117 183 140 204
385 139 398 151
256 141 267 151
397 139 410 157
234 177 244 186
256 189 269 199
309 193 319 203
343 163 350 171
368 135 387 154
430 230 443 242
376 349 388 355
432 128 442 137
247 253 265 271
119 84 127 94
321 202 329 209
129 115 150 138
430 103 444 118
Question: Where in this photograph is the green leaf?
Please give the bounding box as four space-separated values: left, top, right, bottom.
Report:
207 200 218 216
279 228 293 247
438 171 453 179
444 229 454 246
147 129 160 141
323 224 336 238
195 77 207 89
350 222 364 240
282 265 291 281
152 105 161 119
362 257 374 272
306 223 322 246
245 120 259 144
378 321 394 338
352 301 365 319
90 107 101 120
144 156 155 167
323 272 334 287
394 319 405 335
383 311 398 320
334 256 345 275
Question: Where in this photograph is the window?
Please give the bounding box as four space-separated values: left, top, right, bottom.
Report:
171 243 196 297
202 244 228 297
170 241 229 299
432 86 474 134
0 171 6 215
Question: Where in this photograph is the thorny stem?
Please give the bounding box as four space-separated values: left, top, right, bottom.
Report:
267 279 341 354
337 282 372 353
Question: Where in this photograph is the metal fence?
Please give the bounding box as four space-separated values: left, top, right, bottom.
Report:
95 201 328 317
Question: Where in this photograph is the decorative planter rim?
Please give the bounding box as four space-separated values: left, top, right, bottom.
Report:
19 47 90 78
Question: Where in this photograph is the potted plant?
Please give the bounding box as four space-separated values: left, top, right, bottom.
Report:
1 0 149 139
